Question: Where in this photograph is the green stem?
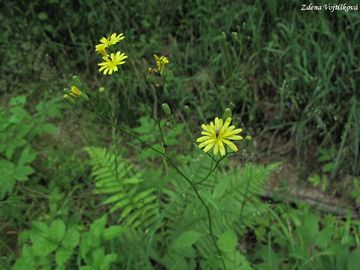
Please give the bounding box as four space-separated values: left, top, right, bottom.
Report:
88 100 227 270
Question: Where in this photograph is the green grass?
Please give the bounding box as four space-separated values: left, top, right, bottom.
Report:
2 0 359 177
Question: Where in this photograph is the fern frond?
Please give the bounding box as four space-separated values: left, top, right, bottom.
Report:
85 147 158 230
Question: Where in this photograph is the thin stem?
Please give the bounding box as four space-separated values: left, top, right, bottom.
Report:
88 99 227 270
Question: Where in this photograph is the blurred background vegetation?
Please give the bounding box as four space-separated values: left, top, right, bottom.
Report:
1 0 360 269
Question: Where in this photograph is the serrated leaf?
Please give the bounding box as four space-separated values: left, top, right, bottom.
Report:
31 221 57 256
0 159 15 198
14 164 35 181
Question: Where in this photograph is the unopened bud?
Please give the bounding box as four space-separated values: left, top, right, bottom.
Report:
246 135 252 141
221 32 226 40
72 75 81 87
232 32 238 41
223 108 232 119
80 92 90 102
63 94 75 105
162 103 171 115
99 87 105 93
184 105 190 114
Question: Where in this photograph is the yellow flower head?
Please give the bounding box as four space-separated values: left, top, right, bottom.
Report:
69 85 82 97
196 117 243 156
98 51 128 75
95 33 125 56
154 54 169 74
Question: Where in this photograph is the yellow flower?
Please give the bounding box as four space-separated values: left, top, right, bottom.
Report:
98 51 127 75
154 54 169 74
196 117 243 156
69 85 82 97
95 33 125 56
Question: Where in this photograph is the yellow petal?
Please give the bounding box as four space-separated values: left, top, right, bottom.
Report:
224 128 243 137
201 131 212 136
223 139 238 152
227 135 243 141
219 141 226 156
196 136 212 143
203 142 214 152
221 118 232 132
213 142 219 155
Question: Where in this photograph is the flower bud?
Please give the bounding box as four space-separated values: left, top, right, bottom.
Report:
184 105 191 114
221 32 226 40
99 87 105 93
63 94 75 105
232 32 238 41
162 103 171 115
80 92 90 102
246 135 252 141
72 75 81 87
223 108 232 119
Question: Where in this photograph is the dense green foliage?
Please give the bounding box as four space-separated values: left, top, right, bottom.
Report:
1 0 360 269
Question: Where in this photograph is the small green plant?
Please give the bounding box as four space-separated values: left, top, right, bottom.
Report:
0 96 60 199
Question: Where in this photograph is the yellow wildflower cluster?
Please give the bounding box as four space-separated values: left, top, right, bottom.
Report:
95 33 127 75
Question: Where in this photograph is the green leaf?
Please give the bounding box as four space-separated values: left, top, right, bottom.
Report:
218 230 237 253
100 253 118 270
298 213 319 242
56 247 73 266
0 159 15 198
103 225 126 240
92 247 105 268
38 12 48 20
35 123 59 135
322 162 334 173
31 221 57 256
49 219 66 242
62 227 80 249
14 164 35 182
171 230 204 250
10 95 27 106
18 147 37 165
90 215 107 237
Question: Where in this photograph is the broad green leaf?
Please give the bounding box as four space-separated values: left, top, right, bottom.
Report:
49 219 66 242
56 247 73 266
62 227 80 249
